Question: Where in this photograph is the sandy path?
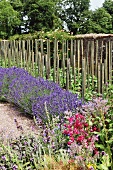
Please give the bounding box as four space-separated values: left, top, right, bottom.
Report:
0 102 39 143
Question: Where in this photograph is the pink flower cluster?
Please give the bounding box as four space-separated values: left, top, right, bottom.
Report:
63 113 98 149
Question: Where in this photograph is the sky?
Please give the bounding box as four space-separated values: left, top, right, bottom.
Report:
90 0 105 10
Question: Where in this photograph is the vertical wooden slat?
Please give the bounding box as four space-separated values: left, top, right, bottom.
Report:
81 39 85 98
105 41 108 83
108 40 111 82
86 41 90 89
15 41 19 67
26 40 30 72
77 40 80 75
66 40 69 61
40 39 44 77
110 40 112 83
10 40 13 65
47 39 50 79
62 40 66 87
35 39 39 77
18 40 21 67
25 51 28 71
70 39 73 67
41 39 43 55
66 58 70 90
98 63 101 94
12 40 15 66
102 63 105 94
54 40 59 84
91 40 94 88
73 40 76 84
8 49 11 67
38 52 42 77
73 55 76 85
22 40 25 69
4 41 7 67
12 40 16 66
31 40 34 75
20 51 23 68
53 39 57 82
56 51 60 85
23 50 25 70
41 54 44 78
100 40 103 64
45 54 49 79
82 58 86 99
95 40 98 77
31 52 34 75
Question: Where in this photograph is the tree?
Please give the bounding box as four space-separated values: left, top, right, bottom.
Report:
59 0 90 34
79 7 113 34
91 8 112 33
23 0 61 33
103 0 113 30
0 0 20 39
9 0 24 34
78 10 94 34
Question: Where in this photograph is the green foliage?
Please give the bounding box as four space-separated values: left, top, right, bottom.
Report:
103 0 113 32
9 0 24 34
91 8 113 33
23 0 60 33
0 0 113 39
79 7 113 34
0 0 21 39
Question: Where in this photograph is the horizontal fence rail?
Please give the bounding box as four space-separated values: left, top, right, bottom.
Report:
0 37 113 97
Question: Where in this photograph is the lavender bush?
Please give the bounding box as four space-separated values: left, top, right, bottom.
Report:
0 67 82 121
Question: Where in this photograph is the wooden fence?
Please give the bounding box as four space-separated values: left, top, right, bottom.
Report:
0 34 113 97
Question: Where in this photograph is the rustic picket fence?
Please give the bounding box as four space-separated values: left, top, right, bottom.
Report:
0 34 113 97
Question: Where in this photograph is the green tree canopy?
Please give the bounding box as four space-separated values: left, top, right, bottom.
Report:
103 0 113 29
23 0 61 33
91 7 112 33
9 0 24 34
59 0 90 34
0 0 20 39
78 7 113 34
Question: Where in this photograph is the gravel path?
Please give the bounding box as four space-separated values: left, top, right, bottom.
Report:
0 102 39 143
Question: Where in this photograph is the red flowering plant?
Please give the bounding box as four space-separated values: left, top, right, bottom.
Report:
63 97 113 169
80 97 113 169
63 111 96 147
62 110 99 169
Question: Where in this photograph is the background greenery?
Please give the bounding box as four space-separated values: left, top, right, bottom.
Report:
0 0 113 39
